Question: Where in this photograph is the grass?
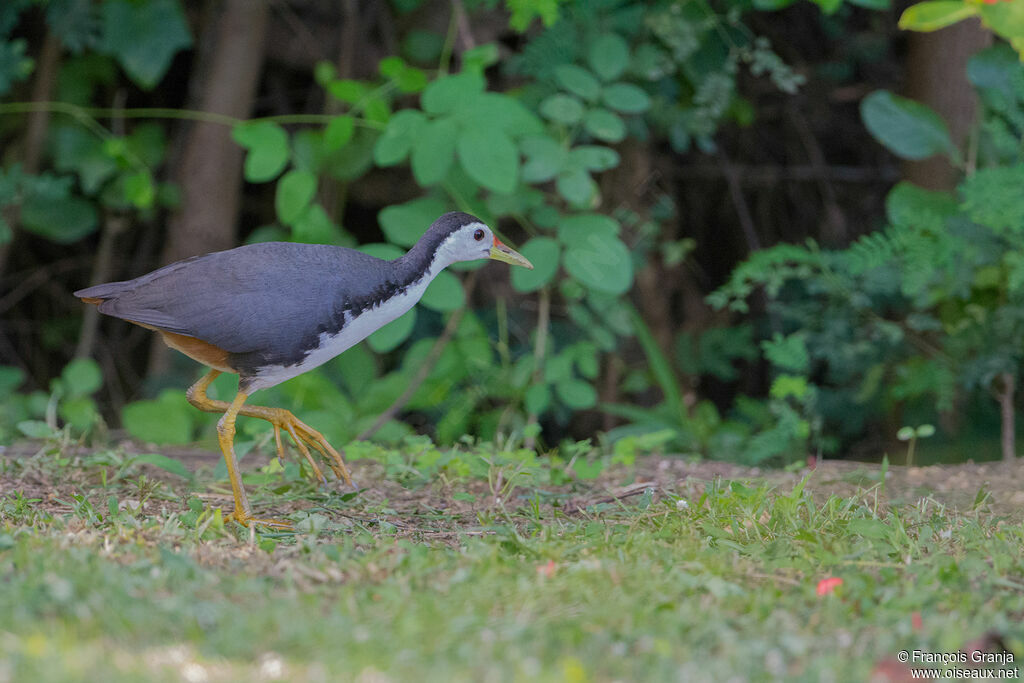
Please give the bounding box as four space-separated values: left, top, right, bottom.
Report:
1 438 1023 681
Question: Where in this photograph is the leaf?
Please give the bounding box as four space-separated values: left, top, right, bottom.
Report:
463 43 500 73
456 128 519 194
123 171 155 209
275 170 318 225
324 115 355 151
588 33 630 82
455 93 544 137
555 64 601 101
521 136 567 183
557 213 619 244
422 72 485 115
899 1 977 32
368 308 417 352
860 90 955 161
0 366 25 396
601 83 651 114
539 94 585 125
232 121 290 182
555 378 597 409
50 125 118 194
18 420 56 440
524 383 551 414
292 204 343 244
373 109 428 166
421 270 465 312
564 234 633 295
556 167 597 207
132 453 192 480
411 117 457 186
100 0 192 89
21 193 98 244
512 237 561 292
568 146 620 172
583 108 626 143
379 197 449 247
967 44 1019 100
122 400 193 445
61 358 101 397
327 79 367 103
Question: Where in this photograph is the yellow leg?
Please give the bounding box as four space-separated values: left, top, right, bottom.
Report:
187 370 355 488
216 390 291 528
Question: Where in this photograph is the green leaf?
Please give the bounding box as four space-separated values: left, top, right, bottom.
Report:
60 396 98 432
463 43 500 73
899 1 977 31
0 366 25 396
324 115 355 151
521 136 567 183
564 234 633 295
555 378 597 409
373 110 428 166
61 358 101 397
629 306 683 418
557 213 619 244
18 420 56 440
50 125 118 194
540 94 585 125
21 193 98 244
395 66 428 94
967 44 1019 100
422 72 485 115
860 90 955 161
421 270 466 312
556 167 597 207
100 0 192 89
512 237 561 293
555 64 601 101
327 79 367 103
601 83 651 114
232 121 290 182
368 309 417 352
455 93 544 138
122 400 192 445
292 204 343 244
583 108 626 143
0 39 33 98
588 33 630 82
456 128 519 194
411 118 457 186
568 146 620 172
123 171 155 209
132 453 191 480
379 197 449 247
525 383 551 414
275 170 318 226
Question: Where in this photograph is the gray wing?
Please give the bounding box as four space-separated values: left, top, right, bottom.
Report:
76 242 393 354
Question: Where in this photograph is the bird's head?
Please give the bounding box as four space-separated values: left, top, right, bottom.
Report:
427 212 533 270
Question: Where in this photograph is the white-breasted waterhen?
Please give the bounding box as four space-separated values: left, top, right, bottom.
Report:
75 212 533 527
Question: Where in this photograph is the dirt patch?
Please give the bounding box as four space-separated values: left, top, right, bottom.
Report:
2 439 1020 524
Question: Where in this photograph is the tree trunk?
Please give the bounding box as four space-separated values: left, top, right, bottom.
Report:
902 22 991 191
149 0 270 375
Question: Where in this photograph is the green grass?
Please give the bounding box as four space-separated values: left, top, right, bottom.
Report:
1 442 1022 681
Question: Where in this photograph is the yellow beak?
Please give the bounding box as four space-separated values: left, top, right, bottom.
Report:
489 238 533 269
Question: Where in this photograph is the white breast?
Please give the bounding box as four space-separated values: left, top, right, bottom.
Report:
246 276 432 392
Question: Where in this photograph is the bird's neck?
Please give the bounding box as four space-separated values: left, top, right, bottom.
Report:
393 238 450 287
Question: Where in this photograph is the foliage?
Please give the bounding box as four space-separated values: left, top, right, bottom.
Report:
710 43 1024 457
899 0 1024 58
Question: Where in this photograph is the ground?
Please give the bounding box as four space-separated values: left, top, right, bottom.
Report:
1 437 1022 681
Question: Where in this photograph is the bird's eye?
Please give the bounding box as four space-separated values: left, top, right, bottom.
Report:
473 228 485 241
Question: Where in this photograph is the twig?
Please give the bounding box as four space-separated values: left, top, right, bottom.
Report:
789 105 847 243
562 482 658 514
452 0 476 51
357 273 478 440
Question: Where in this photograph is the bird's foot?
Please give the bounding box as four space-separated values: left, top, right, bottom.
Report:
268 411 355 489
226 509 293 529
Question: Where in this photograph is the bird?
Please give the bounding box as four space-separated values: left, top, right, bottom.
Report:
75 212 533 527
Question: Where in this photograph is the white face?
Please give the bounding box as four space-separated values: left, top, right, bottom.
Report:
433 221 493 268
